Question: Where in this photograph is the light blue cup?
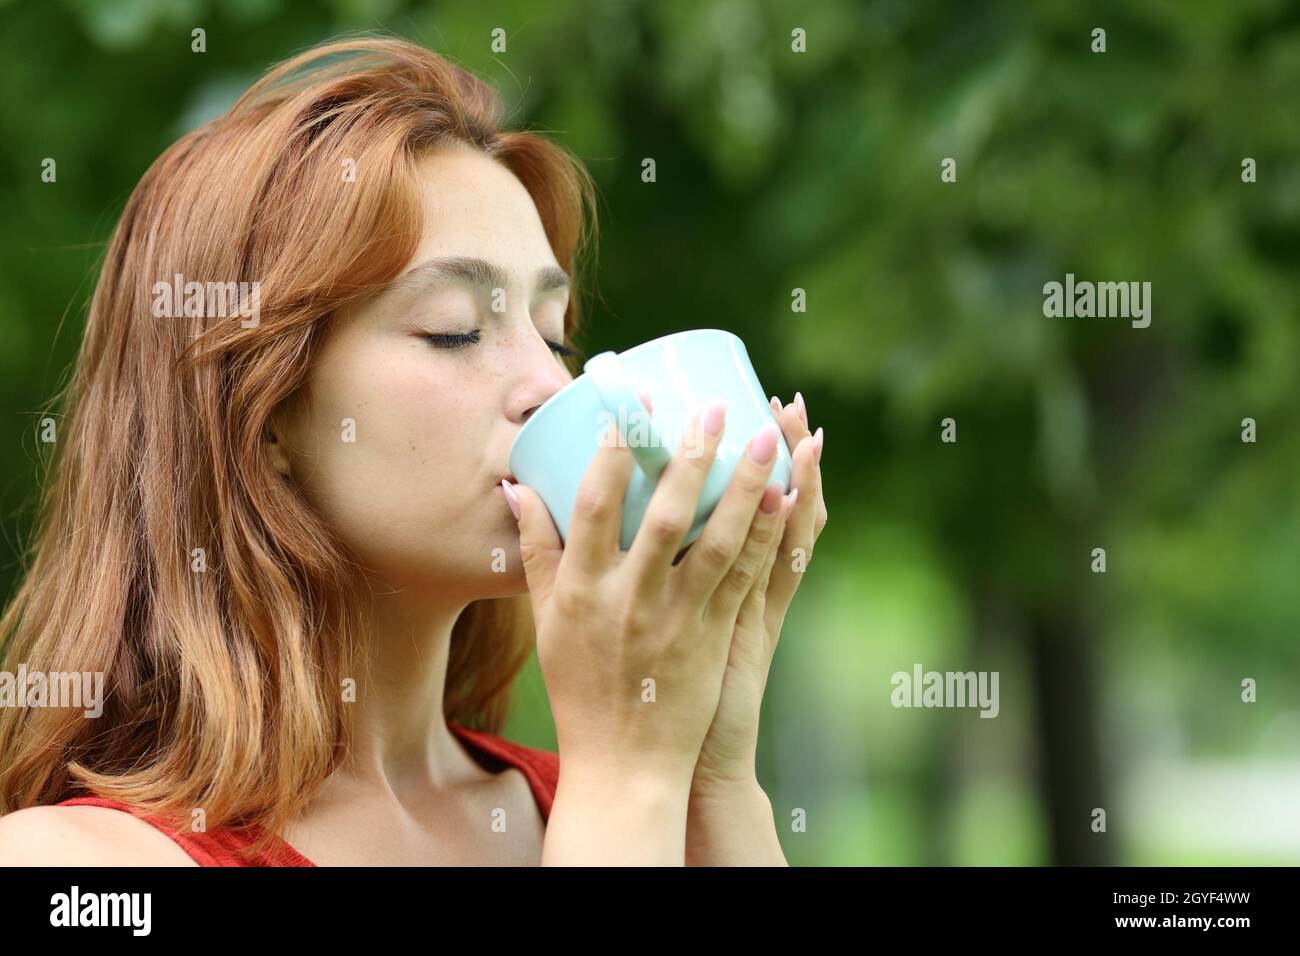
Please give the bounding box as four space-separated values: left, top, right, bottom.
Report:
508 328 793 551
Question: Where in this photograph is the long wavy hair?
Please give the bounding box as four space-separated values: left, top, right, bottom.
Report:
0 36 596 850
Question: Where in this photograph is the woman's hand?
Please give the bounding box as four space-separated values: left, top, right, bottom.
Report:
510 401 792 864
685 392 826 865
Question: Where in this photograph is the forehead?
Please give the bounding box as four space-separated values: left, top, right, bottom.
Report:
409 144 554 269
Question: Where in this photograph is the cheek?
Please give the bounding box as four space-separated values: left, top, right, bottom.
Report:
295 345 481 563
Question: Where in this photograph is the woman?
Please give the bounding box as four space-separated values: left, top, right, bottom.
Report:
0 36 826 865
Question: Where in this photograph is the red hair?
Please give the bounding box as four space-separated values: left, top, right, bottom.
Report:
0 36 596 855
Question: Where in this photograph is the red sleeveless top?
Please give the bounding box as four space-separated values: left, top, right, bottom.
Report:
53 721 559 866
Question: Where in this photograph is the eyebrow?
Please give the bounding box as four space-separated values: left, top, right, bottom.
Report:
385 256 570 299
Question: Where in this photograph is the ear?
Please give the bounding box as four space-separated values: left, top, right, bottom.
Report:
264 412 293 479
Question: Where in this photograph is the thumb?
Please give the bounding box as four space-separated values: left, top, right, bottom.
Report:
511 482 562 607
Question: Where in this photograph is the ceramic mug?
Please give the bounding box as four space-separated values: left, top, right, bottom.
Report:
508 328 793 551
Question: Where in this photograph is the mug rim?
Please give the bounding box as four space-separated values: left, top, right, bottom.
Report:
509 327 741 457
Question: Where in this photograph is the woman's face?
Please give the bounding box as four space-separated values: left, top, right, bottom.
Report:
273 142 574 602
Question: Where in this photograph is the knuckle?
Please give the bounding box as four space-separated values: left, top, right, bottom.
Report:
679 427 716 463
519 541 543 569
747 516 779 549
698 533 739 569
553 582 593 617
722 553 761 595
645 508 690 544
615 603 652 637
682 439 716 474
732 464 768 496
573 482 616 523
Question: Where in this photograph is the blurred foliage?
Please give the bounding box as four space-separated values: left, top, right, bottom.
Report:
1 0 1297 864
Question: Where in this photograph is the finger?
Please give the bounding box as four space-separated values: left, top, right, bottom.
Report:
675 420 784 604
623 397 728 592
766 430 823 617
811 426 826 537
703 479 787 625
770 394 812 457
770 390 824 545
564 421 636 578
729 487 794 668
511 482 563 607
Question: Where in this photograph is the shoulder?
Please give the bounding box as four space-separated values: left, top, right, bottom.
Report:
0 804 198 866
453 722 557 767
522 744 559 774
499 739 560 800
494 735 559 777
452 723 559 796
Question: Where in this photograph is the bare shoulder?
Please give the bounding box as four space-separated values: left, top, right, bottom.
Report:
0 805 199 866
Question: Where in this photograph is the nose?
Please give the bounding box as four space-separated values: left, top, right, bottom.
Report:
510 332 574 425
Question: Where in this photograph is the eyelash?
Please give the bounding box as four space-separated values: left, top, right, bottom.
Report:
427 329 576 358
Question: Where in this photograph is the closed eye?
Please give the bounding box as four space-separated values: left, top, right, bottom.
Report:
427 330 576 357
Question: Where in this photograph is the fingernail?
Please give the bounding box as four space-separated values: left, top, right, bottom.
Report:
701 397 726 437
759 483 782 515
813 426 824 464
769 395 782 414
748 423 778 464
794 391 808 426
500 478 521 521
785 487 799 511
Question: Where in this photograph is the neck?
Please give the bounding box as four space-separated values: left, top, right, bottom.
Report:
338 586 478 801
